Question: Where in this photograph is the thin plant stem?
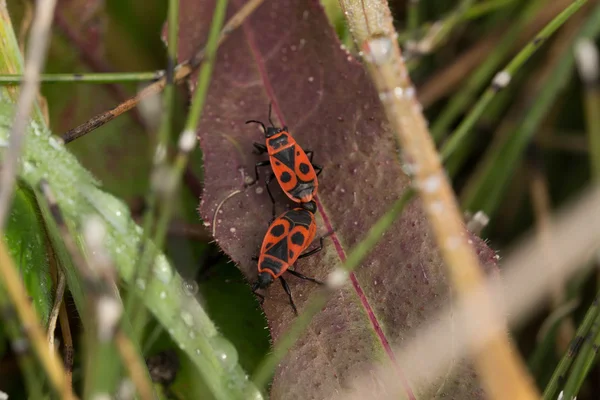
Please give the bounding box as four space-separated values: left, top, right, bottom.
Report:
431 0 543 141
405 0 476 57
252 190 415 389
0 71 164 84
158 0 179 150
574 38 600 180
58 295 74 388
0 0 58 229
561 310 600 400
406 0 419 41
47 270 66 350
397 0 517 45
463 0 517 20
115 331 155 400
126 0 180 334
61 0 264 144
130 0 229 337
543 295 600 399
441 0 589 165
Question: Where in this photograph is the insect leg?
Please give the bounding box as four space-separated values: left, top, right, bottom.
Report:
253 142 268 154
253 160 270 185
304 151 322 175
298 237 325 259
253 290 265 304
268 103 274 126
312 164 323 177
279 277 298 315
264 173 277 220
286 269 324 285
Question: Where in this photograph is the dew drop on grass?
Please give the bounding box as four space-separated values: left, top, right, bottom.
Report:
210 336 239 371
181 311 194 327
153 255 173 284
182 280 198 296
81 188 130 233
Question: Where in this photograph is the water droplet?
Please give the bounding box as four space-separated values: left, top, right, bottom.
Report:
182 280 198 296
363 36 393 65
153 255 173 284
210 336 239 371
181 311 194 327
81 188 130 233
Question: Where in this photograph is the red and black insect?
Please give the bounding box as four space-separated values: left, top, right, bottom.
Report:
251 200 327 314
246 105 322 216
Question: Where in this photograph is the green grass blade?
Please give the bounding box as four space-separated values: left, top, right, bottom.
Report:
441 0 589 167
460 4 600 216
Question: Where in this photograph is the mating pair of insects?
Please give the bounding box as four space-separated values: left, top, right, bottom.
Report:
246 106 328 314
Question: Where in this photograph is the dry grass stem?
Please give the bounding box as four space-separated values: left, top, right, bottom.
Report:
47 270 66 350
338 0 538 398
114 331 155 400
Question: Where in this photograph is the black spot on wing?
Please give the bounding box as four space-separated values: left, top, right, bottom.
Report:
291 232 305 246
299 163 310 174
289 250 294 259
280 172 292 183
270 224 285 237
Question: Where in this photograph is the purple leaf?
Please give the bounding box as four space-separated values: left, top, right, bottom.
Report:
177 0 498 398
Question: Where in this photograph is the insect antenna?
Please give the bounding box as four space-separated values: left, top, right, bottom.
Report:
245 119 267 134
267 103 275 127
